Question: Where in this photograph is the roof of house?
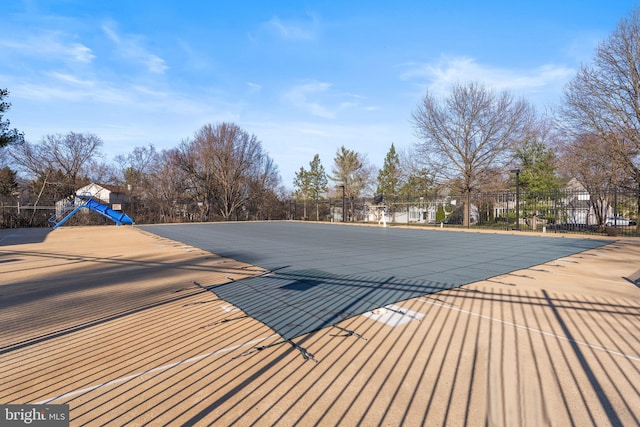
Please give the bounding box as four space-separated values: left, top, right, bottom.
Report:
77 183 128 194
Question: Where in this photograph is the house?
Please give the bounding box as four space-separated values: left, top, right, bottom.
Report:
562 178 616 226
75 183 129 205
363 194 477 225
55 183 130 219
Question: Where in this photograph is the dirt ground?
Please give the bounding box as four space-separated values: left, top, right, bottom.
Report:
1 225 639 426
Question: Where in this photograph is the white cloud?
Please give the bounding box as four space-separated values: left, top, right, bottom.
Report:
247 82 262 93
13 79 130 104
401 55 575 104
101 21 168 74
144 56 169 74
102 23 120 44
0 32 95 63
177 39 211 71
263 15 319 41
47 72 95 87
283 80 336 119
282 81 370 119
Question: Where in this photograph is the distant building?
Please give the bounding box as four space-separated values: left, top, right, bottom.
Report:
55 183 130 218
75 183 129 205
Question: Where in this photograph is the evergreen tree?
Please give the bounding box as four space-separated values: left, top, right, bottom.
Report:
399 167 434 200
307 154 328 220
0 89 24 149
293 166 311 219
435 204 446 223
376 143 401 198
514 138 559 195
376 144 402 220
331 146 370 221
0 166 17 196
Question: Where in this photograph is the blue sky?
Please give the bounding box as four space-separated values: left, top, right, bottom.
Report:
1 1 637 188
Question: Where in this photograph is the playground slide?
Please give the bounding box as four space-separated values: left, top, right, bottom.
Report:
84 198 134 225
51 196 134 229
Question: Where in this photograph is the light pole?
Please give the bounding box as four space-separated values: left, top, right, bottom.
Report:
339 185 346 222
510 169 521 230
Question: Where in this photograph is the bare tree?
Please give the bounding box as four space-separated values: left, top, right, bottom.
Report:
114 145 157 188
11 132 102 180
107 145 160 221
146 148 190 222
559 8 640 188
398 147 435 200
558 133 629 227
178 122 274 221
10 132 103 199
245 154 281 220
412 82 534 226
576 135 621 190
558 8 640 229
47 133 103 184
87 161 120 185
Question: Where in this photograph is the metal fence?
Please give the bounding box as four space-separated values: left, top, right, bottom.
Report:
2 187 639 237
289 187 640 237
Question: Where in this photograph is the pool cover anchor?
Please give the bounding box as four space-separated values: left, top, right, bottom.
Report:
329 325 367 341
233 338 318 363
192 280 209 290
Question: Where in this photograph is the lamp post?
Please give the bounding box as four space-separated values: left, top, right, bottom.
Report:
510 169 521 230
339 185 346 222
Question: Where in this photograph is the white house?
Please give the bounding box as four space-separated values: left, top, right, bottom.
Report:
54 183 129 219
75 183 129 205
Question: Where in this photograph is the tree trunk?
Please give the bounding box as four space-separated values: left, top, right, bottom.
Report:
463 190 470 227
302 197 307 219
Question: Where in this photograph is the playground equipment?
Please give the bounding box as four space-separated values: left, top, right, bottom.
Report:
49 194 134 229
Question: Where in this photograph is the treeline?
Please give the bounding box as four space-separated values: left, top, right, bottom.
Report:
0 123 286 225
1 8 640 228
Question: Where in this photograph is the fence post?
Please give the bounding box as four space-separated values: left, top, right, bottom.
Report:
614 188 618 229
514 169 520 230
506 192 510 231
554 189 558 233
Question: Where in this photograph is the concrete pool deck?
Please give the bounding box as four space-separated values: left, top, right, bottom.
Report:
1 223 639 426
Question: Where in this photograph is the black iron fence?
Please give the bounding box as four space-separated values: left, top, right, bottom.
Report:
290 187 640 237
2 186 639 237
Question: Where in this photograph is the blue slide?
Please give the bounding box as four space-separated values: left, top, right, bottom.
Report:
50 196 135 229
